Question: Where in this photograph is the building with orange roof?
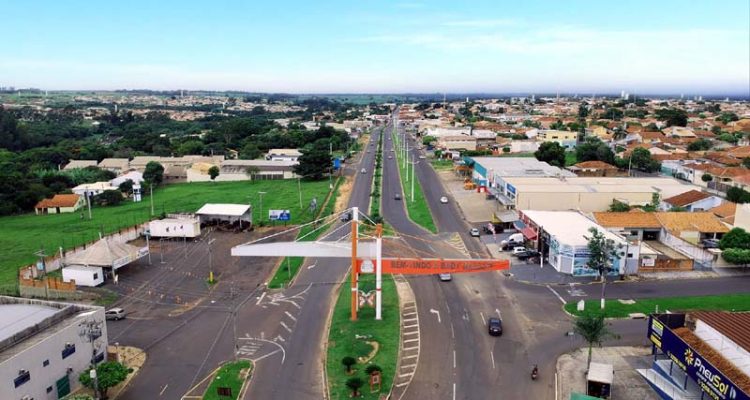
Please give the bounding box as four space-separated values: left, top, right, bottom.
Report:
567 161 625 177
660 189 722 211
34 194 85 215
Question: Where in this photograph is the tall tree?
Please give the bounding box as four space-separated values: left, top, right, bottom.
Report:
294 147 332 180
629 148 661 173
534 141 566 167
79 361 133 399
573 313 619 371
719 228 750 250
143 161 164 186
208 165 220 182
586 227 621 309
576 137 615 165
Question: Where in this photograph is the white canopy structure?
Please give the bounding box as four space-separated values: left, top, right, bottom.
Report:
65 238 149 270
195 203 252 225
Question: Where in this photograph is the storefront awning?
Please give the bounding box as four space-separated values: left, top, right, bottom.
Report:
520 227 537 241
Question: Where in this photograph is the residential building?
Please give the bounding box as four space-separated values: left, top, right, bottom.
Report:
437 135 477 151
110 171 144 188
567 161 625 177
97 158 130 174
72 182 117 197
63 160 97 170
663 126 696 138
660 190 723 211
0 296 107 400
586 125 612 141
265 149 302 162
537 129 578 148
34 194 85 215
187 160 299 182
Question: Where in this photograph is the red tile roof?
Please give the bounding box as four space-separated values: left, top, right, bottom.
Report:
662 190 711 207
35 194 81 209
572 161 618 170
690 311 750 353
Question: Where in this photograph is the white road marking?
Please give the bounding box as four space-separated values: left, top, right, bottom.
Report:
404 323 419 328
403 311 417 317
490 351 496 369
403 317 418 323
453 382 456 400
274 335 285 342
252 348 281 362
403 331 419 336
453 350 456 368
280 321 292 333
284 311 297 321
159 384 168 396
429 308 441 323
495 308 502 318
404 338 419 343
450 322 455 339
256 292 266 305
307 263 316 269
403 346 419 351
546 285 567 305
403 354 418 359
480 312 486 325
399 373 414 379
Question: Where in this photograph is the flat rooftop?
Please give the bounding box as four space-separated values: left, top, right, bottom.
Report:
470 157 575 177
521 210 624 246
505 176 697 198
0 304 58 343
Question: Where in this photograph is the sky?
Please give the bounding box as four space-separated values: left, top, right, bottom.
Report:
1 0 749 95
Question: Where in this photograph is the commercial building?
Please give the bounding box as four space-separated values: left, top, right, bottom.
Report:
265 149 302 162
187 160 299 182
517 210 636 276
495 176 698 212
465 156 574 189
436 135 477 151
34 194 85 215
72 182 117 197
0 296 107 400
641 312 750 400
63 160 97 170
538 129 578 148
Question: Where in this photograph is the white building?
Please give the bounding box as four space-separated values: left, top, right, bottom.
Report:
265 149 302 162
72 182 118 197
110 171 144 188
0 296 107 400
149 217 201 238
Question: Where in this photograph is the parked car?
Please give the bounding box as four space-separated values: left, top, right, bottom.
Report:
440 196 449 204
361 168 367 174
511 247 528 256
516 250 541 261
394 193 401 200
470 228 480 237
438 273 452 282
419 155 426 159
488 317 503 336
105 308 126 321
701 238 721 249
388 155 393 159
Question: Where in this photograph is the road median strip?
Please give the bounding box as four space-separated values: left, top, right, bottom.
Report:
390 128 438 233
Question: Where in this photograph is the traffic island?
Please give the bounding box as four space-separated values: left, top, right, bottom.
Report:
326 273 400 399
390 129 437 233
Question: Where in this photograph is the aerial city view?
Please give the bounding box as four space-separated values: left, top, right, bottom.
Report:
1 1 749 399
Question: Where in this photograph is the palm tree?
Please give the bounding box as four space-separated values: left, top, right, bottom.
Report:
573 313 619 371
346 377 364 397
341 356 356 374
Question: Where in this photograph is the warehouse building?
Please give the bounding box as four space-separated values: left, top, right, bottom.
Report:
0 296 107 400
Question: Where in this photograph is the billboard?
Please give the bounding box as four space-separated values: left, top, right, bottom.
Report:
356 258 509 275
648 316 749 400
268 210 291 221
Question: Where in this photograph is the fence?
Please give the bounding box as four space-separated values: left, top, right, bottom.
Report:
18 271 81 300
640 258 694 272
660 231 714 265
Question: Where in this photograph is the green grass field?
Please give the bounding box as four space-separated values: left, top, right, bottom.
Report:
326 273 399 399
0 180 331 289
203 360 252 400
564 293 750 318
430 159 455 171
391 130 438 233
267 177 344 289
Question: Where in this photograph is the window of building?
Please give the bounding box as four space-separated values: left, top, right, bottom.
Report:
13 370 30 388
61 343 76 359
93 273 98 280
43 359 49 367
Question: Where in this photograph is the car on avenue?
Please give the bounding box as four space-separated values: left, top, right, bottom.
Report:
488 317 503 336
470 228 480 237
511 246 528 255
438 273 452 281
105 308 126 321
440 196 449 204
394 193 401 200
361 168 367 174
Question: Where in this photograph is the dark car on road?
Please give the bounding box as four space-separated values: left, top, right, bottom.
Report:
516 250 541 261
488 317 503 336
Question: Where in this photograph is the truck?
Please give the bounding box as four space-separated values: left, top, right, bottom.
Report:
500 233 524 249
149 217 201 238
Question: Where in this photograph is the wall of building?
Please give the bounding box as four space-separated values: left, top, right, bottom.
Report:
735 204 750 231
694 320 750 377
187 169 293 183
0 308 107 400
516 191 653 212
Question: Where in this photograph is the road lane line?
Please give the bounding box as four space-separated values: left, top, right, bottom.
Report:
256 292 266 305
490 351 495 369
453 350 456 368
280 321 292 333
284 311 297 321
450 322 455 339
546 285 567 305
429 308 441 323
252 348 281 362
159 384 168 396
480 311 486 325
453 383 456 400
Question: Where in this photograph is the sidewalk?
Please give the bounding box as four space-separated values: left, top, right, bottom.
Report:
556 346 658 400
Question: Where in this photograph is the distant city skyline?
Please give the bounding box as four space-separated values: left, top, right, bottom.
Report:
2 0 749 95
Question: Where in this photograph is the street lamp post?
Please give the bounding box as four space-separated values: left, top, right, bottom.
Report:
208 238 216 284
409 155 419 202
258 191 267 224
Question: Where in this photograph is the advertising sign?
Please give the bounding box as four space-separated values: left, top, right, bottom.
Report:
648 316 749 400
268 210 291 221
506 183 516 195
357 258 509 275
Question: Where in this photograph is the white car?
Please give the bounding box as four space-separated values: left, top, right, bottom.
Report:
361 168 367 174
512 247 528 256
470 228 480 237
438 273 452 282
419 155 426 159
440 196 448 204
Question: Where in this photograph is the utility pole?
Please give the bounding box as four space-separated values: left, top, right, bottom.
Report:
350 207 359 321
297 177 303 209
258 192 266 225
144 232 152 265
230 283 238 361
150 185 154 216
208 238 216 284
86 192 93 220
34 247 49 299
410 156 419 202
79 319 103 400
375 223 382 320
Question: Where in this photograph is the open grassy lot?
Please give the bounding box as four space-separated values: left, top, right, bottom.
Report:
326 273 399 399
565 293 750 318
267 176 344 289
203 360 252 400
430 159 455 171
0 180 330 287
391 130 438 233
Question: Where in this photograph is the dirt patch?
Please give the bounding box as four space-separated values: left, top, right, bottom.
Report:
335 176 354 213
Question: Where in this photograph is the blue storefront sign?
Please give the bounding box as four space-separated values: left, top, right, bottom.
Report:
648 316 749 400
506 183 516 195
